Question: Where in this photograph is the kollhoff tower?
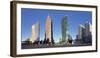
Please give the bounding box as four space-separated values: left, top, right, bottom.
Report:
45 15 54 44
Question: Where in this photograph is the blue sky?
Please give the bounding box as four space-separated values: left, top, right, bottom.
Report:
21 8 92 42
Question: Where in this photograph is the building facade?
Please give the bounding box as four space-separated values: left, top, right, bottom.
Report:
78 24 85 40
75 22 92 44
30 21 40 43
61 16 69 43
35 21 40 41
45 15 54 44
83 22 92 43
30 24 36 43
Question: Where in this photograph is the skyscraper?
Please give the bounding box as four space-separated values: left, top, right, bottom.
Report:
30 21 40 43
83 22 92 43
45 15 54 44
76 22 92 44
30 24 36 43
61 16 69 43
35 21 40 41
51 21 54 44
84 22 91 36
78 24 85 40
74 24 86 44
